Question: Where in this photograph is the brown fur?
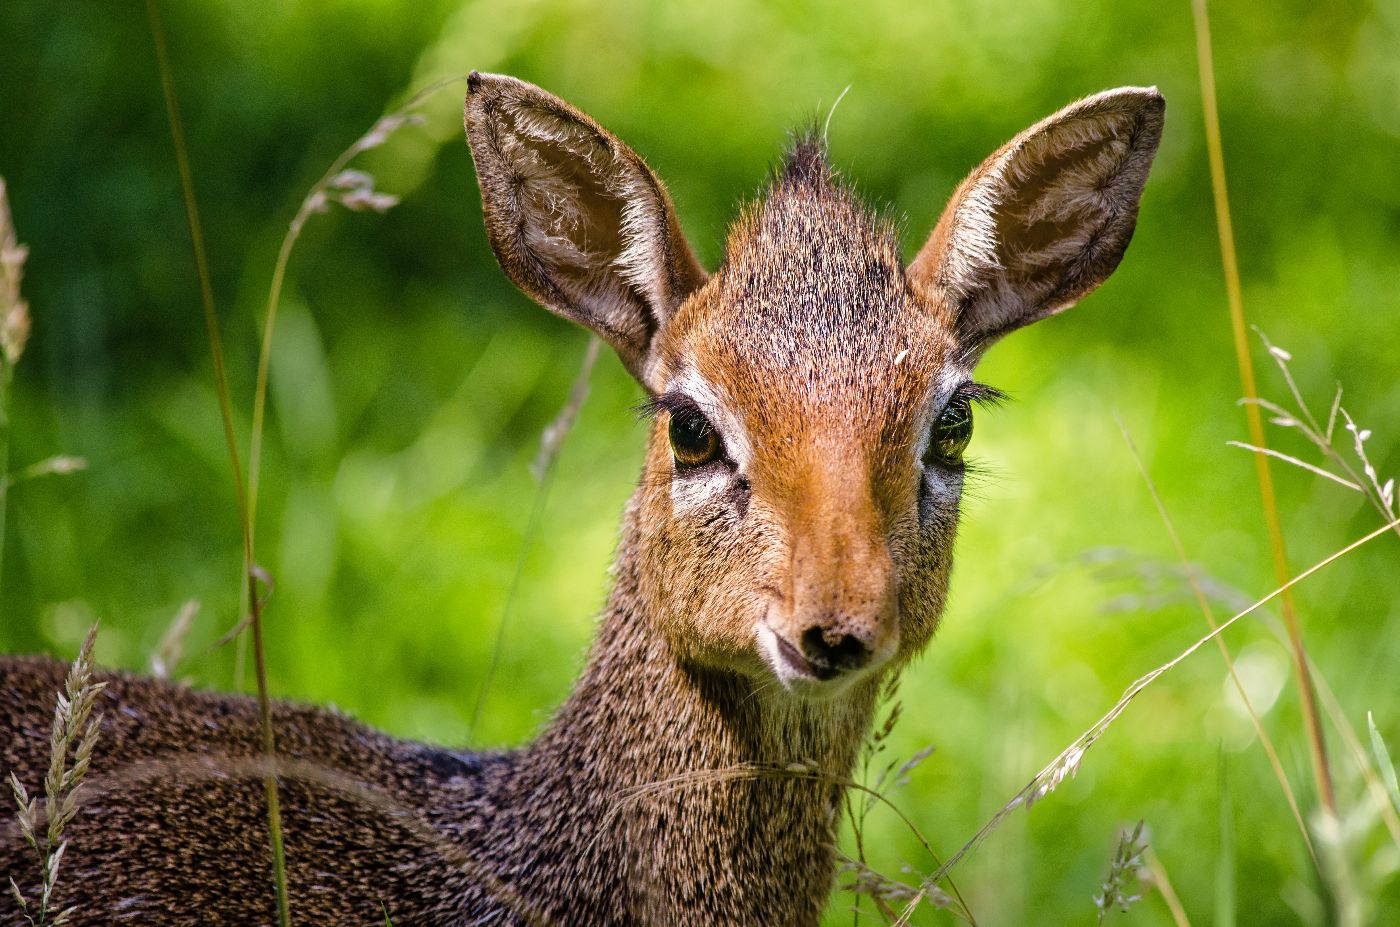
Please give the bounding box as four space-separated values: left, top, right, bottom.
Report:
2 74 1163 925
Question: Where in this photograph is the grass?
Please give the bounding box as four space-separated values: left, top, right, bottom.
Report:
866 514 1399 925
1117 416 1316 860
470 335 602 737
1370 714 1400 816
1143 848 1192 927
0 175 32 606
2 174 97 927
8 624 104 927
1094 820 1147 924
1190 0 1336 817
143 1 290 920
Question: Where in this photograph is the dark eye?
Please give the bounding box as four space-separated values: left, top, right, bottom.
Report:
923 396 974 466
669 408 721 468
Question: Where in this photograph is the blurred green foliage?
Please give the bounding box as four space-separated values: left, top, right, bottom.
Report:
2 0 1398 923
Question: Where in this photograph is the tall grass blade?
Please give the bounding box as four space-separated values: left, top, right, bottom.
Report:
1368 712 1400 815
470 336 601 737
235 74 460 686
1216 751 1236 927
1309 669 1400 851
1143 848 1193 927
1190 0 1335 816
143 2 290 923
246 75 463 549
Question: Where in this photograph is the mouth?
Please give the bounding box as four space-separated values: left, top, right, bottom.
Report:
758 623 867 696
773 633 838 681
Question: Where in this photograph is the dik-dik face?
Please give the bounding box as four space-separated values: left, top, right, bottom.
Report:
465 73 1163 698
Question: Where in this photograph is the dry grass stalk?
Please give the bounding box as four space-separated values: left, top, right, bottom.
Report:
8 624 105 926
149 599 200 680
0 174 31 603
838 680 948 924
888 516 1400 925
235 74 458 692
246 78 464 550
1190 0 1336 815
1117 416 1316 861
531 336 602 482
837 856 957 922
1142 847 1193 927
1227 332 1400 891
1231 330 1398 539
0 179 88 591
0 177 30 367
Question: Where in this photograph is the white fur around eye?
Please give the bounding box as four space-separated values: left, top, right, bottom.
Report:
666 368 753 472
669 465 733 515
660 369 752 516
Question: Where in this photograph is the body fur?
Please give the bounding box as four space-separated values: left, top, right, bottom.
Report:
2 74 1163 925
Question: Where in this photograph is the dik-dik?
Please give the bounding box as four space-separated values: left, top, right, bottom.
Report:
2 73 1164 925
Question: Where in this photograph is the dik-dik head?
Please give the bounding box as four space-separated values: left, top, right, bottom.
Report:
465 73 1163 698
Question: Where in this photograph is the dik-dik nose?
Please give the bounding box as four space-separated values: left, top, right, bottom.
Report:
799 624 874 680
777 455 898 683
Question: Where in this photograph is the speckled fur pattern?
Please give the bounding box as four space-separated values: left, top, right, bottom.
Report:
2 74 1163 925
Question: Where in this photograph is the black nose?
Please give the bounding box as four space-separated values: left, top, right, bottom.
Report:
800 625 873 680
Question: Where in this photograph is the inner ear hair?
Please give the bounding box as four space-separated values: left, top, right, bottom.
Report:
908 87 1165 356
464 72 706 385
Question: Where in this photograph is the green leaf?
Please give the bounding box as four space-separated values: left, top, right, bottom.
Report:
1368 712 1400 814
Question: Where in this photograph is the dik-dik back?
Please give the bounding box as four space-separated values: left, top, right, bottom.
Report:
3 74 1163 925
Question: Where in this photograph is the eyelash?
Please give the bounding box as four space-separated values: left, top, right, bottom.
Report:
955 382 1008 408
636 393 695 421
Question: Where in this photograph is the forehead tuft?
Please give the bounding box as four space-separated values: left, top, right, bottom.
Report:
777 133 834 188
676 135 947 384
727 134 903 280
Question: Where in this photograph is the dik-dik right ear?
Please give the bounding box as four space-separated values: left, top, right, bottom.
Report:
908 87 1165 359
464 72 707 388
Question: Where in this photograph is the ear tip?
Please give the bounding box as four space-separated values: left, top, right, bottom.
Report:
1097 85 1167 117
1128 86 1167 112
464 72 518 129
1064 86 1166 149
464 71 524 100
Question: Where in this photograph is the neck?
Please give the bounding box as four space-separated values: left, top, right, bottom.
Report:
496 524 880 925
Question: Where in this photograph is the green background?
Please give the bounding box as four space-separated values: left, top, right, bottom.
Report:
2 0 1398 923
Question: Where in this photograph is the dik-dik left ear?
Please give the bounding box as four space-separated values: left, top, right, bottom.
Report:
464 72 707 387
908 88 1165 357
